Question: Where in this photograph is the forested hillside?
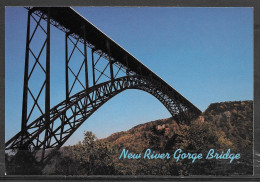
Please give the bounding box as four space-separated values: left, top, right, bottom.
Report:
6 100 253 175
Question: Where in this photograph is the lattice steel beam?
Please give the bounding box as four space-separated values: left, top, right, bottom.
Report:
6 75 199 165
6 7 202 167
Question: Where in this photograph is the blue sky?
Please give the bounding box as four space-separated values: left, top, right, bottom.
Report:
5 7 253 145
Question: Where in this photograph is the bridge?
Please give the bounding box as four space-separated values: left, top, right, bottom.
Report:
6 7 201 165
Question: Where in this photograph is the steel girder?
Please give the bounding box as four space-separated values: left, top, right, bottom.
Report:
6 8 202 167
6 75 199 164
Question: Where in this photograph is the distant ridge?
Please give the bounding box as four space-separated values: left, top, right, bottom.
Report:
103 100 253 149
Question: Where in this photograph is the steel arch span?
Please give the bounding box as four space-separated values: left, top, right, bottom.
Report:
6 7 201 165
6 75 200 164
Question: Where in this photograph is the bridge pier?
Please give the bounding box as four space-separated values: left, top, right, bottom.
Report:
21 10 31 146
83 25 89 90
65 32 70 103
42 7 51 162
91 49 96 86
107 42 114 81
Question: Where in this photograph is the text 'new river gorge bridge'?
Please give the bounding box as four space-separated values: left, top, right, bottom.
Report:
6 7 201 165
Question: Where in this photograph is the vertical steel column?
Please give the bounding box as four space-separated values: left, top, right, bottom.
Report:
65 32 69 102
125 56 129 76
42 8 51 161
21 10 31 145
108 42 114 93
91 49 96 86
45 8 51 133
107 42 114 81
138 66 142 76
83 25 89 90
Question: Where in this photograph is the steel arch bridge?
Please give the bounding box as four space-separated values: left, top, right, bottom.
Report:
6 7 201 165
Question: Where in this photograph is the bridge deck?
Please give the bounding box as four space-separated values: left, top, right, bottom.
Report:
29 7 201 115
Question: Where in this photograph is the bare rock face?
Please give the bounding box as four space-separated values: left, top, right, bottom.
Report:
198 116 205 123
157 124 166 131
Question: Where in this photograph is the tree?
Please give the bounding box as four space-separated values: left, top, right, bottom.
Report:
70 131 116 175
5 150 42 175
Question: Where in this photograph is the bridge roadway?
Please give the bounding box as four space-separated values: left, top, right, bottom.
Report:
28 7 201 116
6 7 202 165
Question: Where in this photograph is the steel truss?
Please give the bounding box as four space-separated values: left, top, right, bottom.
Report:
6 7 202 167
6 75 199 164
20 9 51 155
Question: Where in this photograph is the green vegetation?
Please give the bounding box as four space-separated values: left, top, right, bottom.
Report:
6 100 253 175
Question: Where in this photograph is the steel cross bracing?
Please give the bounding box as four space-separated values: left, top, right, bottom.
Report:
6 7 202 165
6 75 199 164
